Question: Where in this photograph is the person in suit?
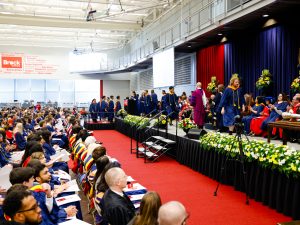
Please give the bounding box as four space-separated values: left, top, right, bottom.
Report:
101 167 135 225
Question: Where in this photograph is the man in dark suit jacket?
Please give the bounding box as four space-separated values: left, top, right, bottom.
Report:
101 167 135 225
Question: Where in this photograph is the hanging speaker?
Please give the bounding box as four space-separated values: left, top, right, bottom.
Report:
187 128 207 139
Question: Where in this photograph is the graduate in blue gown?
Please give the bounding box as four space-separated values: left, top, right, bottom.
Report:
108 95 115 122
144 90 152 115
115 96 122 115
139 92 145 116
161 90 167 114
165 86 179 124
97 96 108 120
218 76 245 135
13 122 27 150
89 98 98 122
242 96 264 134
151 89 158 114
260 93 289 131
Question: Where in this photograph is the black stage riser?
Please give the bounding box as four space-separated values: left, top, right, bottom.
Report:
84 122 115 130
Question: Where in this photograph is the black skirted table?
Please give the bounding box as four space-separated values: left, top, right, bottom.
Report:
114 118 300 220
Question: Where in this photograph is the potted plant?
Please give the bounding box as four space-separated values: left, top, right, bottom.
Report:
207 76 218 93
154 115 168 129
256 69 273 95
178 118 197 134
290 71 300 94
117 109 128 118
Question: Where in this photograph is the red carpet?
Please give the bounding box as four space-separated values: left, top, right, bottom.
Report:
93 130 292 225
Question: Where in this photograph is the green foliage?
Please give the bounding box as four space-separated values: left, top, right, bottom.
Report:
124 115 150 128
178 118 197 130
200 132 300 177
256 69 272 90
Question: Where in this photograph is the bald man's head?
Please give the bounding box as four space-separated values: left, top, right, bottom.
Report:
105 167 127 191
158 201 188 225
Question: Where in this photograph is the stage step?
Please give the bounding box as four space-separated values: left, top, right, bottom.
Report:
152 136 176 144
137 147 158 158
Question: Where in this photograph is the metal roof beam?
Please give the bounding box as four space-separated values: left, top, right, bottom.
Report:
0 14 140 31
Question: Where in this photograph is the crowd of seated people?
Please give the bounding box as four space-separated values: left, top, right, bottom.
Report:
0 105 188 225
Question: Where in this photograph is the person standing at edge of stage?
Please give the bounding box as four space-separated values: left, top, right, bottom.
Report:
165 86 179 125
218 76 245 135
190 82 207 129
108 95 115 122
151 89 158 115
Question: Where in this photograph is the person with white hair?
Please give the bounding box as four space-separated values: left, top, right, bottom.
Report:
101 167 135 225
158 201 188 225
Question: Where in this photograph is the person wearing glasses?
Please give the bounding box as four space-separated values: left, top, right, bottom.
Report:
158 201 188 225
2 189 42 225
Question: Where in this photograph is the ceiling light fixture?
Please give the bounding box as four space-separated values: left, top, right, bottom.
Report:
187 44 192 48
218 33 222 36
262 14 269 18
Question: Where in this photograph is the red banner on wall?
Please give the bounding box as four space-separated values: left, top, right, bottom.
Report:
2 56 23 69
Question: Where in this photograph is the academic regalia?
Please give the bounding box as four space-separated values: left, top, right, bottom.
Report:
89 102 98 122
108 100 115 122
250 106 270 135
242 104 264 133
165 93 179 120
14 132 26 150
260 101 289 131
139 96 145 115
43 142 56 156
144 94 151 115
218 86 244 127
213 92 224 130
190 88 206 127
115 100 122 114
151 92 158 114
99 100 108 120
101 189 136 225
30 185 57 225
0 144 9 168
161 94 167 113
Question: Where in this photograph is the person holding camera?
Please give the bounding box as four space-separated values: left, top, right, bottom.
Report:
218 76 245 135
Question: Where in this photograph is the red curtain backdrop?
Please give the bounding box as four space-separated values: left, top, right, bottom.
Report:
196 44 225 94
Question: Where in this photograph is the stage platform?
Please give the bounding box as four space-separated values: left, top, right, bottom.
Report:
113 117 300 220
84 120 114 130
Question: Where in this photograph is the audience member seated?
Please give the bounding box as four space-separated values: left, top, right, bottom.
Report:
242 96 264 134
2 189 42 225
250 99 271 136
128 191 161 225
101 167 136 225
157 201 188 225
13 123 26 151
260 93 289 138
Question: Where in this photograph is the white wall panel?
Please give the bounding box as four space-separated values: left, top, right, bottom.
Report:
103 80 130 102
